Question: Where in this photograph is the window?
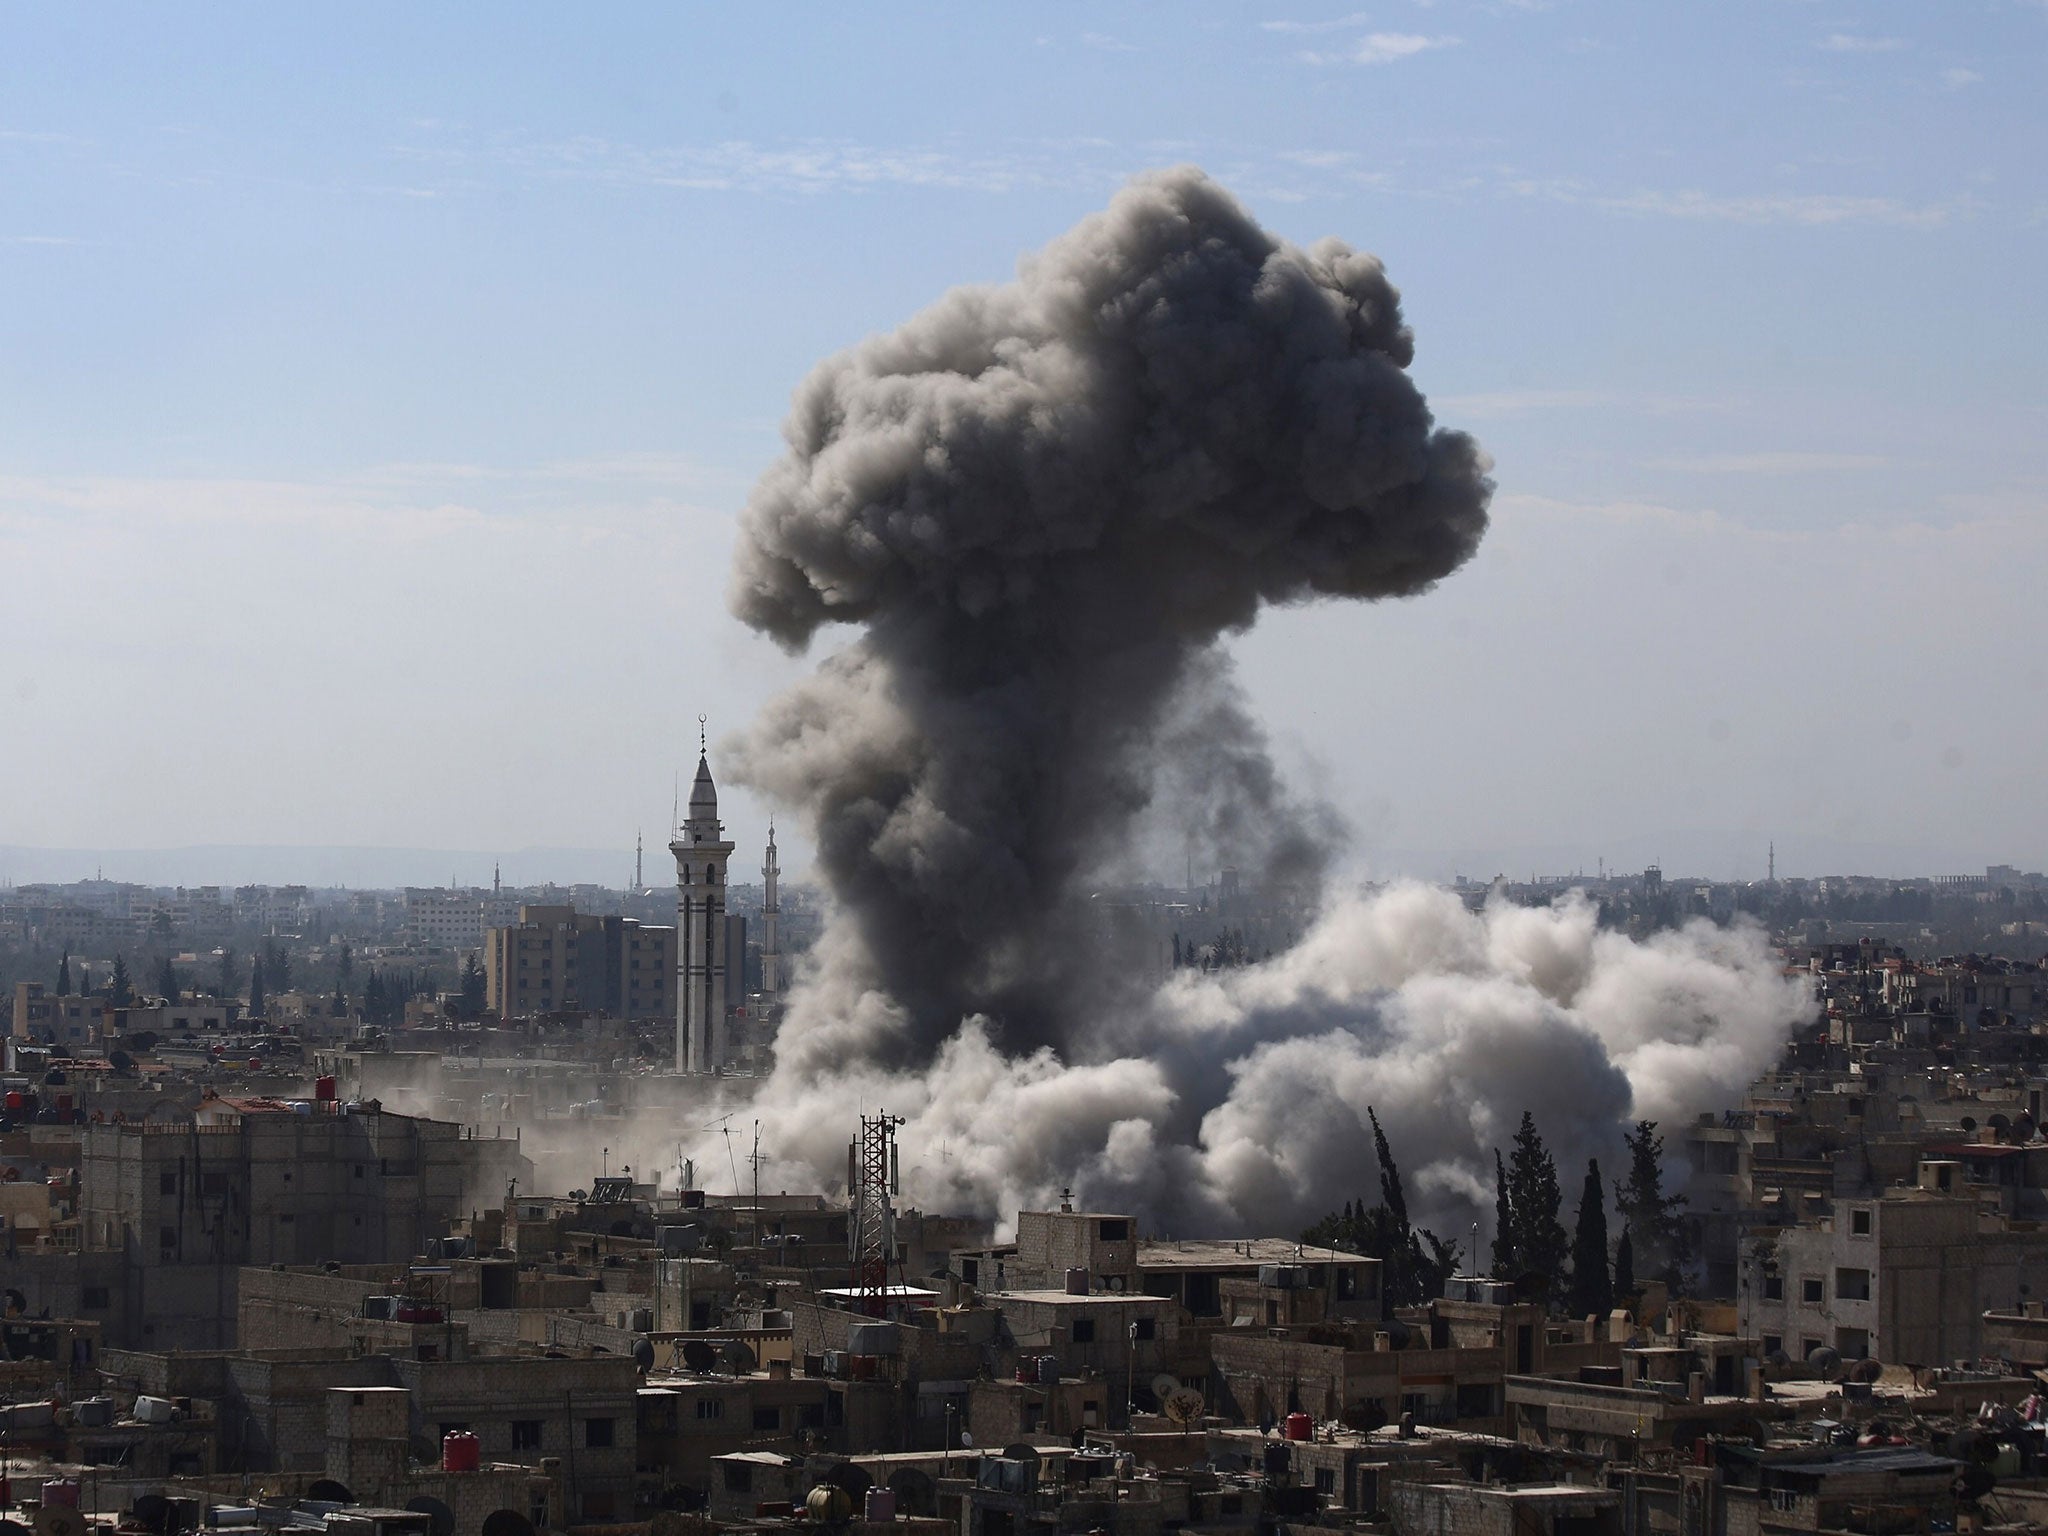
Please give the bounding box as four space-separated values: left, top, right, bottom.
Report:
511 1420 542 1451
1098 1219 1129 1242
694 1400 723 1421
1801 1277 1824 1305
1763 1274 1784 1301
159 1170 177 1196
1851 1208 1872 1236
82 1287 109 1310
753 1406 779 1431
1133 1317 1155 1341
1801 1337 1824 1359
1071 1319 1097 1344
278 1213 295 1225
1835 1267 1870 1301
1762 1335 1783 1358
585 1417 616 1447
1314 1468 1336 1496
158 1227 177 1252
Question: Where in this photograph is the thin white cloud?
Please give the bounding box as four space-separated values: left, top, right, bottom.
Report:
1300 32 1460 64
1818 32 1908 52
1078 32 1138 53
1652 452 1893 474
1261 11 1373 33
1505 176 1957 228
1941 67 1982 88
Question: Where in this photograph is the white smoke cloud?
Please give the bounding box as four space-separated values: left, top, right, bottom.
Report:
736 882 1808 1243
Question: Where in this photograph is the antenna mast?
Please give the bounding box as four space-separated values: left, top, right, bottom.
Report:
848 1111 904 1318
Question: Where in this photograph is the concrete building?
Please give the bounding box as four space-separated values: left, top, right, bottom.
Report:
671 749 736 1074
1739 1174 2033 1366
67 1101 529 1347
482 905 676 1021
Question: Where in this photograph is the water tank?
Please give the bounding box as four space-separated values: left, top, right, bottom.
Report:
314 1076 337 1102
1064 1268 1089 1296
2 1094 20 1113
1039 1355 1061 1383
1284 1412 1313 1442
1015 1357 1039 1385
132 1396 176 1425
73 1398 112 1428
864 1488 896 1522
441 1431 481 1473
41 1480 80 1509
804 1487 853 1523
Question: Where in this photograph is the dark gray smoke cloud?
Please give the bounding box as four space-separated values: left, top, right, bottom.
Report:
728 167 1491 1063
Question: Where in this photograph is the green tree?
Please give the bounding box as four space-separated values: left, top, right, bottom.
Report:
155 955 180 1003
263 940 291 994
363 969 388 1026
334 943 354 993
248 955 266 1017
1613 1224 1636 1296
215 948 237 1000
1565 1158 1612 1320
1617 1120 1691 1290
457 953 488 1020
109 954 133 1007
56 951 70 996
1503 1112 1569 1288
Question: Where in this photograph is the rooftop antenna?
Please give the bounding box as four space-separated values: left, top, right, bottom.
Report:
699 713 708 756
672 771 680 836
1769 840 1776 883
635 831 643 892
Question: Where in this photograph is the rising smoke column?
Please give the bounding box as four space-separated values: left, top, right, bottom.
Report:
729 166 1491 1067
705 168 1813 1241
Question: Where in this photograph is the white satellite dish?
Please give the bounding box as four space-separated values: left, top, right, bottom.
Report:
959 1431 974 1448
1164 1387 1206 1425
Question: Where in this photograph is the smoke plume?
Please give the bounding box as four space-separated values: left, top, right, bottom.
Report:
730 166 1489 1062
714 167 1807 1239
736 885 1809 1240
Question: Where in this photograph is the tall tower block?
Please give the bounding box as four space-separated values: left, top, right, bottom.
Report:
760 822 782 998
671 735 736 1074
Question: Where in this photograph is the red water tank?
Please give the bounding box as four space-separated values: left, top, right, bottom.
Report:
441 1431 480 1472
248 1058 262 1070
314 1076 337 1102
1015 1357 1039 1385
2 1093 21 1112
1284 1412 1313 1442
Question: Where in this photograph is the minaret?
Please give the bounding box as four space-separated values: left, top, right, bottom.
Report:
761 821 782 998
671 720 736 1074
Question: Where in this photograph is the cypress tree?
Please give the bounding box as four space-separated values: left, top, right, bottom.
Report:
56 951 70 995
1613 1224 1636 1297
1505 1111 1569 1284
1566 1158 1612 1319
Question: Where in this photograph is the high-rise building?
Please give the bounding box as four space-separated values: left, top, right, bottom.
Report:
671 747 735 1073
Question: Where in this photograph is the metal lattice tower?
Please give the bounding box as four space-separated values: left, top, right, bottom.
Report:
848 1111 903 1317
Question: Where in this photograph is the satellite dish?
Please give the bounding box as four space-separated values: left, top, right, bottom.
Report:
681 1339 716 1373
1849 1357 1883 1384
36 1508 87 1536
958 1432 974 1448
1164 1387 1206 1424
480 1513 538 1536
307 1480 353 1504
1151 1373 1181 1402
131 1497 169 1535
632 1338 656 1371
1807 1345 1842 1373
1001 1443 1041 1466
720 1339 757 1374
404 1498 454 1536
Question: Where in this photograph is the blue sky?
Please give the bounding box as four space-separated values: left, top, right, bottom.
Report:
3 3 2044 884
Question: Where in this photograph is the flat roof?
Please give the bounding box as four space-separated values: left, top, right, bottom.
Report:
1135 1240 1366 1269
